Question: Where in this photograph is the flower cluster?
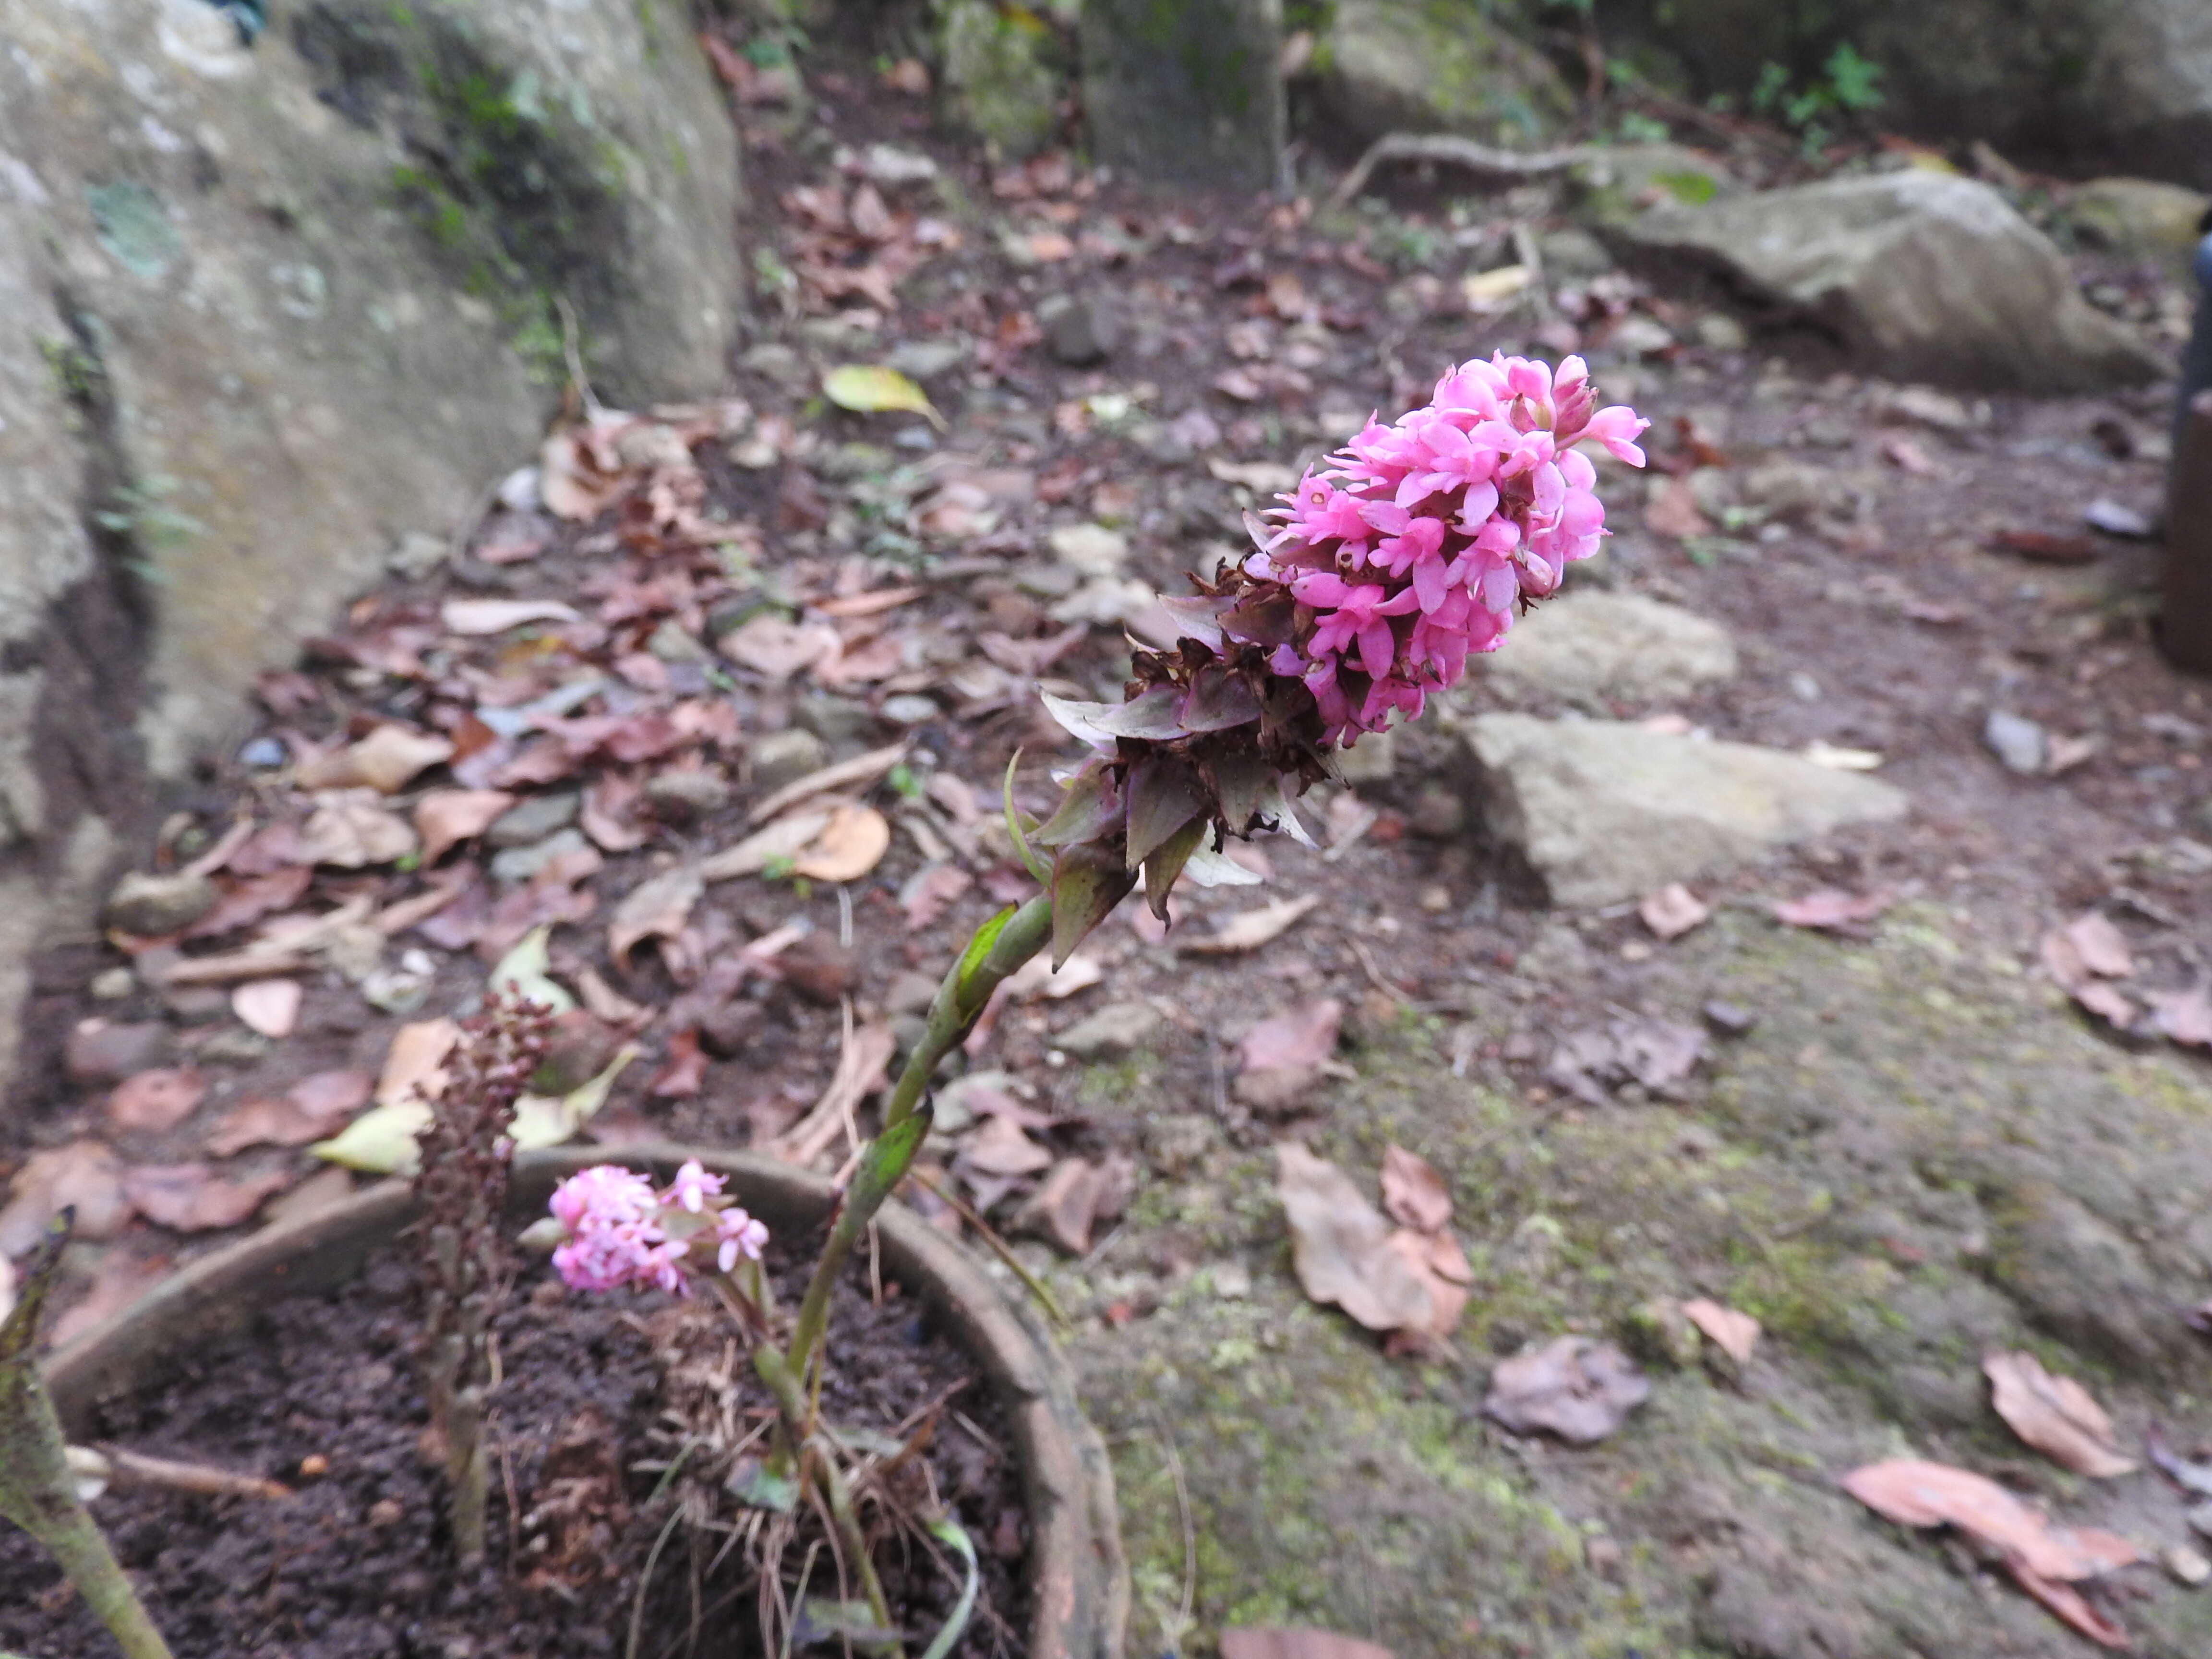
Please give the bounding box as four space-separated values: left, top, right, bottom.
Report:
1249 353 1647 741
546 1161 769 1294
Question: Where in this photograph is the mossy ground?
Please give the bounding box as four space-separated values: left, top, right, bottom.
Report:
1019 912 2212 1657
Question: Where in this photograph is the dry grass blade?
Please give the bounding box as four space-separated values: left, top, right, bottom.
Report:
747 742 911 825
764 1018 898 1167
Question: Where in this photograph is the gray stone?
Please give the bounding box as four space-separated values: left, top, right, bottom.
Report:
881 695 943 725
644 769 732 820
1056 1000 1163 1059
1314 0 1573 147
1488 592 1738 709
64 1018 174 1084
885 970 941 1018
885 337 969 381
750 728 831 793
1082 0 1284 191
1539 227 1616 280
103 870 218 937
488 792 580 849
1621 170 2165 392
489 827 590 886
1569 143 1739 229
1046 522 1129 576
793 695 878 751
1335 729 1397 785
940 0 1066 158
2067 177 2212 279
1984 709 2049 775
1463 714 1910 907
1039 293 1118 366
388 532 448 581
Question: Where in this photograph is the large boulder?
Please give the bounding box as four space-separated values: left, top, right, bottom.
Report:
1485 591 1738 709
2065 177 2212 280
1312 0 1574 148
1619 169 2166 392
1462 714 1909 907
0 0 742 1092
1081 0 1284 191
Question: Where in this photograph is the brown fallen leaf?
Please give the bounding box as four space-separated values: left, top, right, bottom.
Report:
792 803 892 883
2041 926 2140 1030
296 724 454 793
184 866 314 939
649 1028 709 1099
122 1164 293 1232
2151 984 2212 1047
901 863 973 931
1018 1156 1105 1254
1483 1335 1651 1443
1545 1017 1706 1103
1643 477 1712 540
608 865 704 969
1991 528 2100 565
0 1141 133 1255
206 1070 374 1156
1220 1629 1394 1659
1840 1458 2140 1583
1378 1144 1452 1234
747 742 912 825
414 789 516 864
2007 1561 2130 1650
230 978 301 1039
108 1067 207 1134
1772 888 1895 932
1275 1142 1435 1336
2063 911 2134 979
439 597 580 635
1234 998 1344 1114
580 772 650 853
378 1018 460 1106
1984 1350 2138 1479
1381 1226 1470 1348
699 809 834 882
718 614 841 679
297 790 419 867
1639 883 1710 941
1681 1297 1761 1366
1181 893 1322 955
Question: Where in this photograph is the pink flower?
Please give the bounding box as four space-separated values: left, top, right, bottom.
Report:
713 1208 769 1273
665 1159 724 1213
550 1166 657 1234
547 1165 691 1296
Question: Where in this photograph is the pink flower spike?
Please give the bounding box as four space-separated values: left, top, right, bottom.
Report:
1578 406 1651 467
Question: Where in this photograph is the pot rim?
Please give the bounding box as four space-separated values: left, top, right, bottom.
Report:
44 1143 1129 1659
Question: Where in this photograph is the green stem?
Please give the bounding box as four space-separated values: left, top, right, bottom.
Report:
30 1505 173 1659
784 895 1053 1385
755 1347 897 1653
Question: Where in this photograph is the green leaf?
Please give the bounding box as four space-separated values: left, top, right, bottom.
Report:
510 1044 637 1150
310 1098 433 1174
1003 751 1051 884
1142 815 1208 920
844 1104 933 1235
952 906 1017 1014
823 364 945 430
794 1599 902 1648
488 924 575 1014
730 1457 800 1513
918 1515 981 1659
1050 844 1136 969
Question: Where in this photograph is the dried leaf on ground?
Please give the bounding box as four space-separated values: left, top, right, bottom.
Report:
649 1028 709 1099
1773 888 1895 932
108 1067 207 1133
1235 998 1344 1113
1015 1155 1131 1255
822 364 944 428
298 791 418 867
1841 1459 2140 1581
2007 1562 2131 1649
184 865 314 939
1546 1017 1706 1104
2063 911 2135 979
747 742 911 824
2041 922 2140 1029
765 1022 898 1167
122 1164 292 1232
230 978 301 1039
414 789 516 863
700 808 834 882
608 866 703 968
1984 1350 2138 1478
376 1018 459 1106
580 772 649 853
296 724 454 793
791 803 892 882
1181 893 1321 955
1483 1335 1651 1443
900 863 972 930
1992 528 2100 564
206 1070 373 1155
1639 883 1709 940
1381 1226 1471 1348
1220 1629 1394 1659
311 1099 432 1173
0 1141 132 1255
719 615 842 679
1275 1142 1435 1336
1643 477 1712 540
510 1047 637 1153
1682 1298 1761 1366
439 597 580 635
2151 985 2212 1047
1379 1143 1452 1234
998 951 1106 1002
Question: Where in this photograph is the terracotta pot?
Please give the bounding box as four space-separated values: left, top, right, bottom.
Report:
45 1144 1130 1659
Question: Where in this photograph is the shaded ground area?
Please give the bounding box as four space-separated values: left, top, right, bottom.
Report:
9 35 2212 1659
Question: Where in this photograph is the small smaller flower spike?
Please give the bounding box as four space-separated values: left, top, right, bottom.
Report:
545 1165 771 1297
1032 354 1643 960
666 1159 725 1214
714 1208 769 1274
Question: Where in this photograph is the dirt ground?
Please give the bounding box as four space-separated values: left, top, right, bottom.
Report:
11 31 2212 1659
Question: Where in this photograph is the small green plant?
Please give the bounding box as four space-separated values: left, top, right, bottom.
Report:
1750 42 1885 153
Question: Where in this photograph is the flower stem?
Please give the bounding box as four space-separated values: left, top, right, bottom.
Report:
755 1346 897 1653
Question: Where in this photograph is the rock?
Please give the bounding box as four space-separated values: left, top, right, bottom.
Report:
939 0 1066 158
1038 293 1118 366
64 1020 174 1085
103 871 218 937
881 695 942 725
1984 710 2048 776
387 532 447 581
1488 593 1738 709
1620 170 2165 392
1055 1001 1162 1059
792 695 878 751
1693 313 1749 352
1737 459 1849 521
749 729 832 793
885 970 940 1018
1463 715 1909 907
487 792 580 849
1874 385 1981 432
1081 0 1284 190
88 968 136 1002
1538 227 1615 280
488 827 590 886
885 337 968 381
1336 730 1397 785
1314 0 1573 147
1046 522 1130 576
2067 177 2212 279
1569 142 1739 229
644 770 732 821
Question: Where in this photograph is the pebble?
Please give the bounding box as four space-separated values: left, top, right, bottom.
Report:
489 827 590 885
1055 1000 1161 1059
65 1018 173 1083
644 769 732 820
487 792 579 849
1983 709 2049 776
195 1027 271 1065
88 967 136 1001
880 694 942 725
1694 313 1749 352
749 728 831 793
103 870 219 937
792 694 876 750
2165 1542 2211 1587
1038 292 1117 366
238 735 287 769
886 337 966 380
1702 1000 1758 1037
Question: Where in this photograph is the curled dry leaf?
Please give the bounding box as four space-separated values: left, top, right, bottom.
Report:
206 1070 373 1155
1483 1336 1652 1444
1381 1226 1471 1348
1181 893 1322 955
1015 1154 1137 1255
2041 924 2140 1029
1841 1459 2140 1582
719 614 842 679
698 808 833 882
108 1067 208 1134
608 865 704 968
791 804 892 883
0 1140 132 1255
1275 1142 1436 1336
414 789 516 864
298 791 418 868
2150 984 2212 1047
1773 888 1895 932
377 1017 460 1106
1984 1350 2138 1478
1681 1297 1761 1366
230 978 302 1039
2064 911 2135 979
1378 1143 1452 1234
1235 998 1344 1114
900 863 973 931
295 724 454 793
122 1164 293 1232
439 597 580 636
1638 883 1709 941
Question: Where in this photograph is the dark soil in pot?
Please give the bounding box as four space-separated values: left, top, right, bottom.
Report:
0 1234 1029 1659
